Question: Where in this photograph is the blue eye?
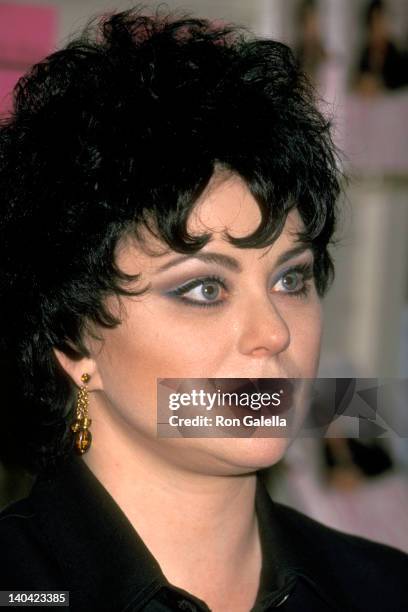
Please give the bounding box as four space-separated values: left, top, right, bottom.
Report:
274 262 314 297
166 275 228 308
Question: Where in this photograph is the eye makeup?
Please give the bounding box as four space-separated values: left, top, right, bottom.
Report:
163 260 315 309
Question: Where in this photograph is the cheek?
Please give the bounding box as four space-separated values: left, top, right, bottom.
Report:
95 296 323 430
128 307 228 377
290 301 323 377
95 303 229 414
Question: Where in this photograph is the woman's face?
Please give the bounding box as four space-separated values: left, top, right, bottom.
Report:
69 171 323 475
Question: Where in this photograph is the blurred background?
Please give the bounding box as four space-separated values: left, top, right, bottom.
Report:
1 0 407 551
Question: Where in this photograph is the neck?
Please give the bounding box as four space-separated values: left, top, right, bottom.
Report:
82 417 262 610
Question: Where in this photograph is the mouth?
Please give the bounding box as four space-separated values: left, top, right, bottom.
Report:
212 378 296 419
158 376 298 437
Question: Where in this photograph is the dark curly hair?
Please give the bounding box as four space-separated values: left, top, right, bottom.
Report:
0 4 343 474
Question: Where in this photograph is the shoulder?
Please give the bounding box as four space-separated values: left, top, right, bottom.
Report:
273 500 408 608
274 498 408 558
0 495 64 589
0 495 37 552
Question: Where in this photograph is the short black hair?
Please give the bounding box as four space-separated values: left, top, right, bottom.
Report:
0 5 343 474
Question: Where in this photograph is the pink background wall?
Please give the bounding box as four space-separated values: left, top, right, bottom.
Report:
0 3 57 114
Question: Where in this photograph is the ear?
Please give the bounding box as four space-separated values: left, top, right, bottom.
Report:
53 347 104 391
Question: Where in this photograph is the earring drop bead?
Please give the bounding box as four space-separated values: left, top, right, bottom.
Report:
71 373 92 454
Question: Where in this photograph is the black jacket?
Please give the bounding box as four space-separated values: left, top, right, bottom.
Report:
0 455 407 611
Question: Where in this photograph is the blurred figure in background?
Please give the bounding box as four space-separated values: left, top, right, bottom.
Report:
353 0 408 95
295 0 328 87
322 438 393 490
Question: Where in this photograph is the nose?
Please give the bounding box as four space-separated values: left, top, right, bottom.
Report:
236 296 291 358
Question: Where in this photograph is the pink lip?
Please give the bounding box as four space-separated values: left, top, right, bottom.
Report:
213 378 295 419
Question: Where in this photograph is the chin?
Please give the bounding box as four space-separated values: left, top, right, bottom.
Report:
190 436 292 476
227 437 291 470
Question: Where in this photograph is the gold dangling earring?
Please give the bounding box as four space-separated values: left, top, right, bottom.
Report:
71 372 92 455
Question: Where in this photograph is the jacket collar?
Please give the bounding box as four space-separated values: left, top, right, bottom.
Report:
29 455 347 611
30 455 165 610
255 475 349 610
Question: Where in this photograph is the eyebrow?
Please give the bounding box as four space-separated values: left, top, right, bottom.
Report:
156 243 313 274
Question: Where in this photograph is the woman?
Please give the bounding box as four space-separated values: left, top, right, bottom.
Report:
0 6 406 612
354 0 408 95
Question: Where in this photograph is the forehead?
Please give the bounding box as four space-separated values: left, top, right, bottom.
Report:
187 171 262 238
187 170 302 241
116 171 306 271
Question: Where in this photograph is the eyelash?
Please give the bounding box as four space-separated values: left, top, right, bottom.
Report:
166 262 315 309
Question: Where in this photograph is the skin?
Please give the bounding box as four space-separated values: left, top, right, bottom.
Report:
54 169 323 611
